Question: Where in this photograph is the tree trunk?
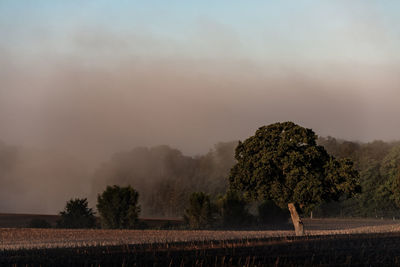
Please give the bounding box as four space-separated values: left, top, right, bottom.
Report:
288 203 304 236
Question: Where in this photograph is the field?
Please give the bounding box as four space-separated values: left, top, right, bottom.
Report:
2 218 400 266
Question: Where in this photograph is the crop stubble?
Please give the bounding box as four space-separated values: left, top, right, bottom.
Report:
2 219 400 266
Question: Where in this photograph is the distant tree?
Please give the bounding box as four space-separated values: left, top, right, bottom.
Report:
358 162 384 217
97 185 141 229
28 218 52 228
91 145 197 218
217 190 252 228
184 192 215 229
57 198 96 229
196 142 238 195
317 136 340 157
229 122 360 235
379 145 400 209
358 140 393 170
90 143 238 218
318 137 361 164
318 138 400 218
149 178 189 217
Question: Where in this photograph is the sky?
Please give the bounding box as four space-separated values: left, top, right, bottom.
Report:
1 0 400 159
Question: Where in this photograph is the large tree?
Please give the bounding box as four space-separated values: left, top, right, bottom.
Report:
229 122 360 235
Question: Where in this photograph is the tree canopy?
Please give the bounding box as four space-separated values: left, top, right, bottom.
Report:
229 122 361 213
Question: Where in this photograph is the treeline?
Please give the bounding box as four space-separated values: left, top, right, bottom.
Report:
2 136 400 220
90 142 237 217
316 137 400 218
91 137 400 219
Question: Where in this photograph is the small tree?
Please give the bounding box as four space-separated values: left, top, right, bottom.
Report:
218 190 252 228
229 122 360 235
184 192 215 229
97 185 141 229
57 198 96 229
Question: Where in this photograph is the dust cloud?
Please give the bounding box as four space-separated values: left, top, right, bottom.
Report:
1 57 400 214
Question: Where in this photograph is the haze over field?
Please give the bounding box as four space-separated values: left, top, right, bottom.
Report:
1 1 400 213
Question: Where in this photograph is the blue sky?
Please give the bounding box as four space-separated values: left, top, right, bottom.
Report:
2 0 400 64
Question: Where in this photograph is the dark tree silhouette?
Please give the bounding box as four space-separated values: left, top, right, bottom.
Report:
97 185 141 229
57 198 96 229
229 122 360 235
217 190 251 228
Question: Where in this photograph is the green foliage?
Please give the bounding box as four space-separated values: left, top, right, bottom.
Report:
89 134 400 220
323 158 361 200
257 200 289 225
28 218 52 228
57 198 96 229
358 162 385 216
317 137 400 218
184 192 215 229
378 145 400 208
97 185 141 229
229 122 361 214
217 190 252 228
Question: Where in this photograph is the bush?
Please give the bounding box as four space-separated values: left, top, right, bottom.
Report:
28 218 52 228
57 198 96 229
257 200 290 225
97 185 141 229
184 192 215 229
